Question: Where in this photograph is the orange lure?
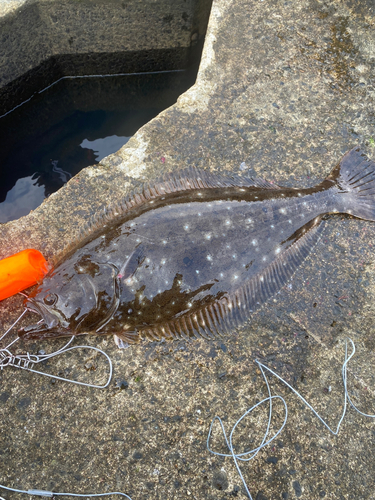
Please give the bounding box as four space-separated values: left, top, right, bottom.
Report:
0 249 49 301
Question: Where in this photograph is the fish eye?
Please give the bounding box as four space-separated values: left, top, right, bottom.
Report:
43 293 57 306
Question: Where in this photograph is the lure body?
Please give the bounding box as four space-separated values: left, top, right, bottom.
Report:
21 148 375 343
0 249 48 301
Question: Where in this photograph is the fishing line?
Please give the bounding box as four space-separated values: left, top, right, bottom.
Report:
0 485 132 499
2 310 372 500
0 309 27 342
0 310 112 389
0 310 133 499
207 338 375 500
0 69 185 119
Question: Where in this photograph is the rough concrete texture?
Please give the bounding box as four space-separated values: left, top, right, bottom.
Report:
1 0 375 499
0 0 202 87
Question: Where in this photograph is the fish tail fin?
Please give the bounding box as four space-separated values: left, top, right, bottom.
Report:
327 147 375 221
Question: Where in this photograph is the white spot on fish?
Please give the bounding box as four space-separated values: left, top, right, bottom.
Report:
207 255 212 261
252 239 257 246
196 270 200 274
279 208 286 214
275 247 281 254
205 233 212 240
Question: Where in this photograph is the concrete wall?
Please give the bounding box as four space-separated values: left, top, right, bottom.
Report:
0 0 207 86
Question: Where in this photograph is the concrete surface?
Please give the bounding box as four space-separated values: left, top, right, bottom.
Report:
1 0 375 498
0 0 210 115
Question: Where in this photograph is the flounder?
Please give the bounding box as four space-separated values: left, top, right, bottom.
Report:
20 147 375 345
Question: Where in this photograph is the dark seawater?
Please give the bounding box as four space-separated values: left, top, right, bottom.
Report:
0 68 197 223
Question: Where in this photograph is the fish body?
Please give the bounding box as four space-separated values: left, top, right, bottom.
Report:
21 147 375 343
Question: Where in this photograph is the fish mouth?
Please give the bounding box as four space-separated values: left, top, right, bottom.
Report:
19 298 70 339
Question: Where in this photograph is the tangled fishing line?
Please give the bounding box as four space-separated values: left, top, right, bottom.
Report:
0 309 130 499
1 309 374 499
207 338 375 499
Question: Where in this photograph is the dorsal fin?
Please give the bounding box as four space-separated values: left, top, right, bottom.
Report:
53 168 281 266
117 217 325 344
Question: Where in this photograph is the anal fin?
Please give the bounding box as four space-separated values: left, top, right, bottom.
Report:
114 330 140 346
228 218 326 324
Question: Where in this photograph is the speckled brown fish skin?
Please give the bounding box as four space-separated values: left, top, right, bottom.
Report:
20 147 375 344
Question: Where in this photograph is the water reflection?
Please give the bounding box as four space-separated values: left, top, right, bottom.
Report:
0 69 197 223
81 135 130 162
0 175 45 223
